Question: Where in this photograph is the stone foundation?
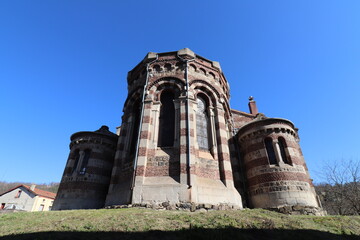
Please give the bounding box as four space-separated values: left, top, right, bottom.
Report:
105 202 241 212
105 203 326 215
267 205 326 216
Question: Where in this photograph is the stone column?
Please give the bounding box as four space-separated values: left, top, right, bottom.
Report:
132 100 153 203
209 106 218 158
151 102 160 145
273 139 284 164
178 95 190 202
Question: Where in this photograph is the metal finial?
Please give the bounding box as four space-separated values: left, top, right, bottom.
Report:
249 96 254 101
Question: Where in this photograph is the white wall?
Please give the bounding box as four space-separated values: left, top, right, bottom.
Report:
0 186 36 211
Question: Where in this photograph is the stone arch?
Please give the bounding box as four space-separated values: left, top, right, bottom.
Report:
194 91 212 107
190 80 220 107
164 63 172 71
175 62 183 71
148 77 184 101
123 87 143 114
153 64 161 72
199 68 206 75
189 63 197 72
190 80 221 98
155 83 182 101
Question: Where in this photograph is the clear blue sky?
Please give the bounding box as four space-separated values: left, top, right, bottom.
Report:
1 1 359 184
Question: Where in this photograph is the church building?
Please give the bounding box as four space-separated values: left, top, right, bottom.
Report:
53 48 322 214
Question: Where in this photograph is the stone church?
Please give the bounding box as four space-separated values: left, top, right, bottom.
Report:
53 48 322 213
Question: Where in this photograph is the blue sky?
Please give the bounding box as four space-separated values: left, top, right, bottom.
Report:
1 0 359 184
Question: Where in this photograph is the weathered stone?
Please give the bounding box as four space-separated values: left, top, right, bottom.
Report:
190 203 196 212
198 208 207 213
181 203 192 209
204 204 212 209
166 205 176 210
292 205 303 211
198 204 205 209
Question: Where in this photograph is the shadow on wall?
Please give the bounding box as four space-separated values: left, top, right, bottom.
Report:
0 228 358 240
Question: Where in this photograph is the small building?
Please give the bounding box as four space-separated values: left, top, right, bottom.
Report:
0 185 56 212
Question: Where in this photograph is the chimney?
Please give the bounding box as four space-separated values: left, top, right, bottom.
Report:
30 184 36 191
248 96 258 115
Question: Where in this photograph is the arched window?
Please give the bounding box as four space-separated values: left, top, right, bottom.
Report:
153 64 161 72
278 137 290 164
129 101 141 156
264 138 277 165
158 91 175 147
72 149 80 174
196 95 210 150
79 149 91 175
164 63 172 71
175 62 183 71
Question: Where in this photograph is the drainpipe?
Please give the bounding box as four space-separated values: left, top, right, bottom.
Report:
177 51 195 188
131 53 158 190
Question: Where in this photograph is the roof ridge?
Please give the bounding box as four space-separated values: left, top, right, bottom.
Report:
0 184 56 199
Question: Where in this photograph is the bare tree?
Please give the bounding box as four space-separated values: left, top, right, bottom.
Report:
316 159 360 215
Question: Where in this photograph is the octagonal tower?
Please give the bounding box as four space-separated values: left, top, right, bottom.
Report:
105 48 242 208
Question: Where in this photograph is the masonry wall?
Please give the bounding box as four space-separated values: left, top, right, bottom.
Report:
106 49 242 208
54 49 322 213
0 187 35 211
237 118 320 209
31 196 54 211
53 127 117 210
229 109 256 206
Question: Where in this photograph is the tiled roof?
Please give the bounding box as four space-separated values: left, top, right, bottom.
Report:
23 185 56 199
0 185 56 199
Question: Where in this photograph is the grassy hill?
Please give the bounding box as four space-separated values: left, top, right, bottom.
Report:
1 208 360 240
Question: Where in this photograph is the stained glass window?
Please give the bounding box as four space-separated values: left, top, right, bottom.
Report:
196 96 210 150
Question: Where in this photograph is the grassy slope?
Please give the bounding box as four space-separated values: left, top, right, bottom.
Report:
1 208 360 240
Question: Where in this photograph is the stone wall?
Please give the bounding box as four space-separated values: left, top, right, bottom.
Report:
55 49 323 214
237 118 320 209
53 126 117 210
106 49 242 208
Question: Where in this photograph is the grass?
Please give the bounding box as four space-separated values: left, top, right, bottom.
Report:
0 208 360 239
